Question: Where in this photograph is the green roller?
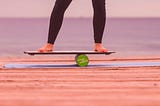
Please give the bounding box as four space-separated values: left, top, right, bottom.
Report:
75 54 89 67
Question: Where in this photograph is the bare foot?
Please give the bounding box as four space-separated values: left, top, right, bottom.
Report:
94 43 108 52
38 43 53 52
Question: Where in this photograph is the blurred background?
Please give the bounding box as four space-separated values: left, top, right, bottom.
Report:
1 0 160 18
0 0 160 57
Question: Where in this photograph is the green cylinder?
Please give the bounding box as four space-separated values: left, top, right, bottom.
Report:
75 54 89 67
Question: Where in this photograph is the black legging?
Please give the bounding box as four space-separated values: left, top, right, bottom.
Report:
48 0 106 44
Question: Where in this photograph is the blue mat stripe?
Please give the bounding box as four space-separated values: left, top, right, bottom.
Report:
4 61 160 68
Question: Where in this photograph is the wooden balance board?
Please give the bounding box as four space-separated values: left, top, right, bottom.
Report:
24 51 115 67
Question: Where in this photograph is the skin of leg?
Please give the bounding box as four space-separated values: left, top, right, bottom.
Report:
92 0 108 52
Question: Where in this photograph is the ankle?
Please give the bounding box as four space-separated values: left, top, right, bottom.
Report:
95 43 102 47
46 43 54 48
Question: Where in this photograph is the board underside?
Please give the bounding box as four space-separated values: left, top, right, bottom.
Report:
24 51 115 55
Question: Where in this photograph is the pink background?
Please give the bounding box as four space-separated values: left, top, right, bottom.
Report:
0 0 160 18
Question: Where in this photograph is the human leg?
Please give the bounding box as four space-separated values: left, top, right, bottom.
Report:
48 0 72 44
39 0 72 52
92 0 107 52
